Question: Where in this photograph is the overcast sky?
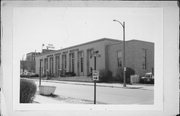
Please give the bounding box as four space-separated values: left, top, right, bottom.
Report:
13 7 162 59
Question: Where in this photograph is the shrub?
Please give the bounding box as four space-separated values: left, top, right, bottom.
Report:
45 72 55 79
99 69 113 82
115 67 135 83
20 79 37 103
30 74 39 77
65 72 76 77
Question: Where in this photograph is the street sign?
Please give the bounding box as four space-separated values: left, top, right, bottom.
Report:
124 67 127 71
93 70 99 81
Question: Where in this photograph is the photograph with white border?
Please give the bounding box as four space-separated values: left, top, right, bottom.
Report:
1 1 179 116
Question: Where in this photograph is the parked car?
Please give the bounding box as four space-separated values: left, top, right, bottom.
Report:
140 72 154 84
28 72 39 77
20 72 39 78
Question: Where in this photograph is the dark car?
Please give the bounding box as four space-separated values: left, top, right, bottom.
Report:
20 72 39 78
140 72 154 84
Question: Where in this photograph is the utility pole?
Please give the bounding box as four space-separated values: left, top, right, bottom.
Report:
93 50 99 104
39 44 44 86
113 20 126 87
94 52 97 104
123 22 126 87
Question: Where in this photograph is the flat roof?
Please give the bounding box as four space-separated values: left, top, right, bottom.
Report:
107 39 154 47
127 39 154 44
36 38 120 57
35 38 154 57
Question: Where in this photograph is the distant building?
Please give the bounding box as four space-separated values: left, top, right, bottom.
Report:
26 52 40 62
34 38 154 78
20 52 40 74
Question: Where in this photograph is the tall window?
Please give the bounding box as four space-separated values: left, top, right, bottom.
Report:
79 51 84 72
87 49 93 75
142 48 147 70
55 55 60 76
90 49 93 59
117 51 122 67
40 59 43 76
44 58 48 75
69 52 75 72
50 57 54 75
62 54 67 70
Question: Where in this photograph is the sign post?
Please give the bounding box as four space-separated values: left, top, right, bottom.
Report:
93 70 99 104
92 50 100 104
94 80 96 104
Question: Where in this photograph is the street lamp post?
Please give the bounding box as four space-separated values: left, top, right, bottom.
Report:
94 54 96 104
93 50 100 104
39 44 44 86
113 19 126 87
93 50 98 104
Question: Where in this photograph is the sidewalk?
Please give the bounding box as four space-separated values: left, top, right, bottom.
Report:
34 91 98 104
50 80 153 91
31 78 154 91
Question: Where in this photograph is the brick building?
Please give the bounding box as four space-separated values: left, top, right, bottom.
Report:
35 38 154 78
20 52 40 74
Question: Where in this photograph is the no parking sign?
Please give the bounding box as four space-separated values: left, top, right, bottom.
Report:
92 70 99 81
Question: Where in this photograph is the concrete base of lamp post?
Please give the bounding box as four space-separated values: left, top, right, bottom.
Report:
39 85 56 96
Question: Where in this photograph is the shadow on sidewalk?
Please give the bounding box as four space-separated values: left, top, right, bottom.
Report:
125 87 142 89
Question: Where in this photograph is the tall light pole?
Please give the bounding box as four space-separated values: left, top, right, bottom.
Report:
113 19 126 87
39 44 44 86
93 50 99 104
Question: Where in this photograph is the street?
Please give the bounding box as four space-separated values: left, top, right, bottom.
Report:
32 79 153 104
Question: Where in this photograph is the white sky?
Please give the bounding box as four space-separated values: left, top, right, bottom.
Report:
13 7 162 60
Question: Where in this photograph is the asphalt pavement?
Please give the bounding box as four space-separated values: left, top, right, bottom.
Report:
32 79 154 104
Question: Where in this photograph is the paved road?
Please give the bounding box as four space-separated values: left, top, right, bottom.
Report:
33 80 153 104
